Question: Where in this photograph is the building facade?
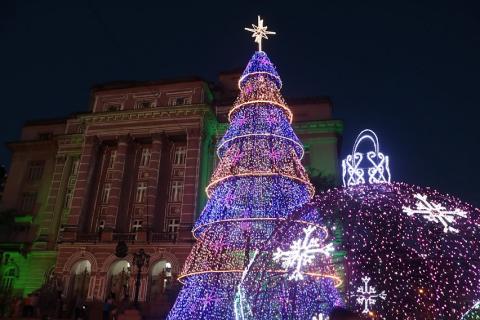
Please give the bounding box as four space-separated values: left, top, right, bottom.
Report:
0 72 342 312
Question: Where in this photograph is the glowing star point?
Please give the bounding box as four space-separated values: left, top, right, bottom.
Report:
342 129 391 187
273 225 334 281
402 193 468 233
244 15 276 52
354 276 386 314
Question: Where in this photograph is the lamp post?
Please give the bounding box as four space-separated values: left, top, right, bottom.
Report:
132 248 150 307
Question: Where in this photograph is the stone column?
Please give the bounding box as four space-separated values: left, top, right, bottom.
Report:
179 128 201 240
96 272 108 300
40 154 70 247
139 272 149 302
139 134 162 240
106 135 130 232
196 127 214 220
65 136 100 240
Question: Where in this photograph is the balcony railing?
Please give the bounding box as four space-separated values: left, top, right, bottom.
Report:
64 231 179 243
76 233 99 243
113 233 137 242
150 232 177 242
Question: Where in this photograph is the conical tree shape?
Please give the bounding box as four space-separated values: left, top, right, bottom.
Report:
167 51 341 320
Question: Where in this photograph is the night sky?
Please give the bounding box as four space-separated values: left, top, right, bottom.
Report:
1 1 479 205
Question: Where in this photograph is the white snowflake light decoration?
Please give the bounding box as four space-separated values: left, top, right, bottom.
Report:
273 225 334 281
402 193 468 233
312 313 329 320
354 276 386 314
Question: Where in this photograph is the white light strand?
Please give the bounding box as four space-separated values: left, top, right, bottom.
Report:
354 276 387 314
461 301 480 319
273 226 334 281
402 193 468 233
342 129 391 187
234 251 258 320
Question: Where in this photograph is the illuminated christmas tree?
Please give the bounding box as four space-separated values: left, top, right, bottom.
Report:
312 129 480 319
167 16 342 320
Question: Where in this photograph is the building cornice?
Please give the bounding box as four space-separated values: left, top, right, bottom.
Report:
293 119 344 134
78 104 213 125
6 139 57 151
56 133 84 145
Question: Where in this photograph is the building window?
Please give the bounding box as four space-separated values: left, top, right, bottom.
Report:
64 189 73 209
27 161 45 181
166 218 180 233
168 205 181 216
135 182 147 203
101 184 111 204
105 103 122 112
173 146 187 165
20 192 37 212
71 158 80 176
168 96 192 107
140 148 151 167
135 100 155 109
108 151 117 169
0 267 17 292
170 181 183 202
132 220 143 232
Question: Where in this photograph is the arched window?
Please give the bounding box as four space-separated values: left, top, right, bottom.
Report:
106 260 131 304
66 260 91 313
149 260 173 302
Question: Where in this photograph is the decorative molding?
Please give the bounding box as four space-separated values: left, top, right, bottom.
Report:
78 105 211 125
293 120 344 134
147 251 181 274
62 250 99 273
99 253 134 273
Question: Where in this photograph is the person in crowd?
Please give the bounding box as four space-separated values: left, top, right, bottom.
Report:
103 296 112 320
329 307 362 320
23 294 32 317
30 291 39 317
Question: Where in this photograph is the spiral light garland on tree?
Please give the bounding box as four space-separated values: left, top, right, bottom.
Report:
167 17 341 320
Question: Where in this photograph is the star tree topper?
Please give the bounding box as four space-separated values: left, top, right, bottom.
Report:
354 276 387 314
245 15 276 52
402 193 468 233
273 225 334 281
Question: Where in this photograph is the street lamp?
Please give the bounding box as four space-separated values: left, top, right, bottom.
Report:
132 248 150 307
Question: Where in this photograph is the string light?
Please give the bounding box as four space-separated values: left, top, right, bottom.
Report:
168 21 341 319
342 129 391 187
273 226 335 281
354 276 387 314
402 193 468 233
330 129 480 318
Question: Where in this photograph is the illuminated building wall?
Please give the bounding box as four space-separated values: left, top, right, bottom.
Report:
0 73 342 302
